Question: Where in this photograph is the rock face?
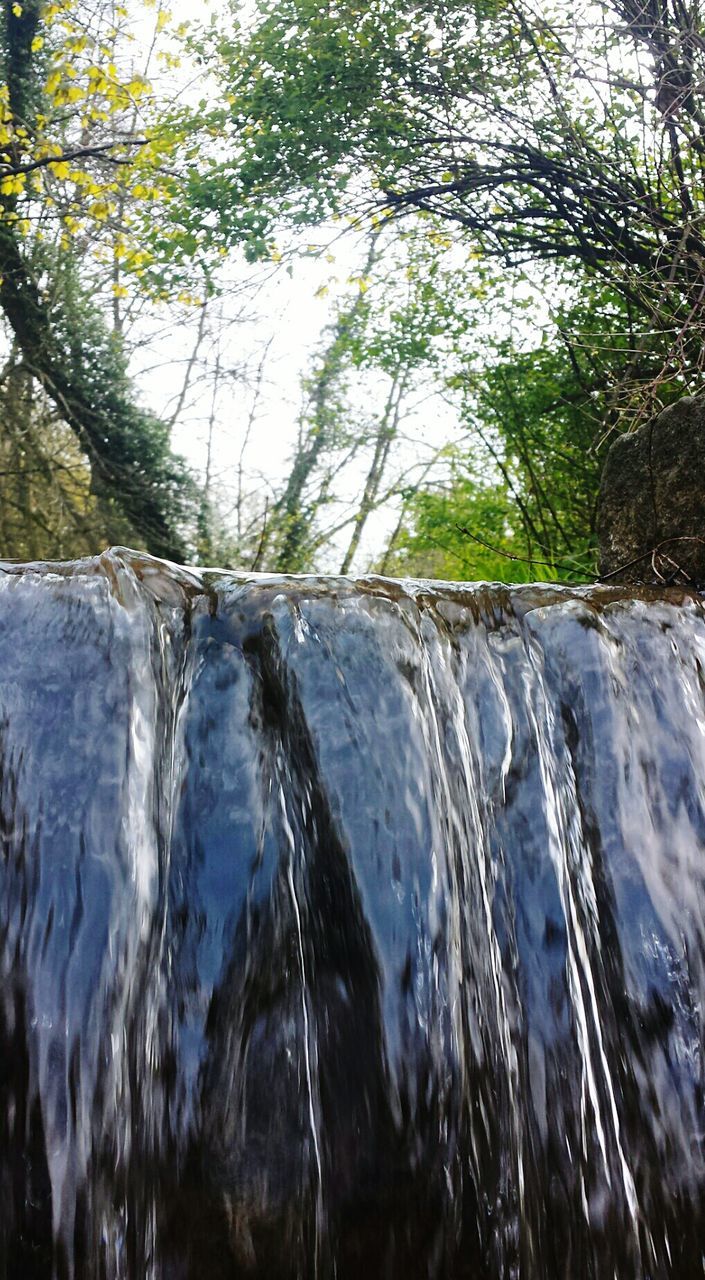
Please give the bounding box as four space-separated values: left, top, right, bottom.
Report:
598 395 705 585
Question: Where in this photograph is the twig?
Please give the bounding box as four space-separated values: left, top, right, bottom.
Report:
456 525 588 580
251 498 269 571
1 140 149 177
598 535 705 582
168 296 208 429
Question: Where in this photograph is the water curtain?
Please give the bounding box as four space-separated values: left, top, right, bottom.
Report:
1 550 704 1278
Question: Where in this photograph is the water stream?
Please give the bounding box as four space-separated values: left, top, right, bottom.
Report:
1 549 705 1278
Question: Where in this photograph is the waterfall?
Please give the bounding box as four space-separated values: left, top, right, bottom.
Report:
1 548 704 1279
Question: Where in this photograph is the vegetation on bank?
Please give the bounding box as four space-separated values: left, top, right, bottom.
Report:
0 0 702 579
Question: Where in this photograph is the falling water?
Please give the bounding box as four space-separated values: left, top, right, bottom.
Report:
1 548 705 1279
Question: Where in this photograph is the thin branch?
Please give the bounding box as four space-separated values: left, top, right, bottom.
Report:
457 525 589 580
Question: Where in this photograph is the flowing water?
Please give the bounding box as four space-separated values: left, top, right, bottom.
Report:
1 549 705 1279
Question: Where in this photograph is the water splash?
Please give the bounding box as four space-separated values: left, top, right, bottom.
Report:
1 549 704 1278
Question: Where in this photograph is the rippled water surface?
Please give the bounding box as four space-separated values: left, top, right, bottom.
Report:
1 549 705 1278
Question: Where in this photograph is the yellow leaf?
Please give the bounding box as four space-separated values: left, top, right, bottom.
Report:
124 249 152 268
88 200 112 220
126 77 149 98
0 173 26 195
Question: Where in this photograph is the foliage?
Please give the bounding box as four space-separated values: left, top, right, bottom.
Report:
0 357 104 560
197 0 705 404
176 0 705 581
385 324 604 582
0 0 190 280
378 268 700 581
382 471 548 583
2 0 704 580
0 0 200 560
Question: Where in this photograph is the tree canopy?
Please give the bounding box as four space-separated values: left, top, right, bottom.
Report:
0 0 196 558
202 0 703 300
0 0 702 579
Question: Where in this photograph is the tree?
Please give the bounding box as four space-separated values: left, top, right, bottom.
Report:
0 0 198 559
380 469 546 583
0 351 102 559
245 227 474 575
198 0 705 411
173 0 705 582
0 241 197 557
383 319 607 581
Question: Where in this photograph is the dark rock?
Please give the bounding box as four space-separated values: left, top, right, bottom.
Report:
598 395 705 585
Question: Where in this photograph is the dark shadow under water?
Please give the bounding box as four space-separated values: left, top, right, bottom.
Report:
0 550 705 1278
